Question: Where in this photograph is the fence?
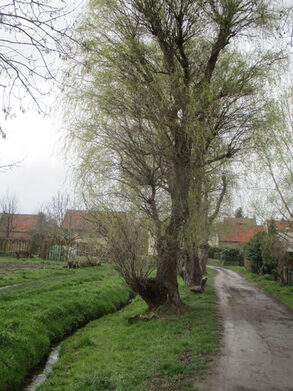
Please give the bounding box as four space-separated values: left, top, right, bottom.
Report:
284 268 293 286
46 245 77 261
0 238 32 254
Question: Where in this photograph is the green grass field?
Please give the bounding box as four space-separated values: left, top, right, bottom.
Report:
0 256 71 287
0 257 132 391
38 269 220 391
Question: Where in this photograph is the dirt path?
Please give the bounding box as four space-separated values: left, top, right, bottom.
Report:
197 267 293 391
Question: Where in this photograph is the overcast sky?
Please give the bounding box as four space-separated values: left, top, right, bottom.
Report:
0 0 85 215
0 110 73 214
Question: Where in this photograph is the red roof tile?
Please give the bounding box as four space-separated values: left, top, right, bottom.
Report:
62 210 126 231
14 214 38 232
62 210 94 231
0 214 38 233
220 225 265 243
219 218 264 243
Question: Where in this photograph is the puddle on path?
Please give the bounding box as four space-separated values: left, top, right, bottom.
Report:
24 345 61 391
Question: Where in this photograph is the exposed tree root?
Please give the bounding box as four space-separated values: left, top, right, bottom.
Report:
128 312 157 324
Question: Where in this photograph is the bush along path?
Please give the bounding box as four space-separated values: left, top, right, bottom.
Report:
38 269 220 391
0 266 133 391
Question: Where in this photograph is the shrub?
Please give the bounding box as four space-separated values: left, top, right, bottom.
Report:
208 246 223 259
245 231 289 280
244 232 266 274
261 234 289 281
220 248 243 265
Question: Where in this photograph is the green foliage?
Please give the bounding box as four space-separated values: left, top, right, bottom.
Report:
63 0 290 304
0 259 132 391
261 232 288 278
245 231 288 277
251 86 293 224
261 235 278 274
38 270 220 391
220 247 243 266
30 233 43 254
208 246 223 259
234 207 244 218
267 219 277 235
245 232 266 274
209 246 243 266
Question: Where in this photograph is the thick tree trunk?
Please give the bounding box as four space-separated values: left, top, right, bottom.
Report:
130 268 181 310
130 226 182 310
135 138 191 309
3 239 8 253
151 156 191 308
182 246 203 287
131 277 168 310
199 242 210 275
156 234 182 307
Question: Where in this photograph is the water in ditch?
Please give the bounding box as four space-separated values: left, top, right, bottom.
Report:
22 296 134 390
0 284 17 291
24 345 61 391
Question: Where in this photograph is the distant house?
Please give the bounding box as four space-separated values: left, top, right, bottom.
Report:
62 209 126 255
63 210 96 233
0 213 39 240
0 213 39 253
212 217 265 248
62 209 150 256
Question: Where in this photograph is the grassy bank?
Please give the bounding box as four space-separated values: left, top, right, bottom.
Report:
223 265 293 310
0 259 132 391
39 269 220 391
0 256 71 287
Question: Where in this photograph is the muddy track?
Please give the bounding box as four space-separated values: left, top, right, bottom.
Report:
197 267 293 391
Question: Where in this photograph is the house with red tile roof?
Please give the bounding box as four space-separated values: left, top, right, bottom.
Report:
0 213 40 253
62 209 150 256
0 213 39 240
63 210 96 232
62 209 127 255
214 218 265 248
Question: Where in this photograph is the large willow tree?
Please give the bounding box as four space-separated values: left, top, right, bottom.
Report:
65 0 290 308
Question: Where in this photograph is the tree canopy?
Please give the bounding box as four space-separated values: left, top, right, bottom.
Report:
64 0 292 308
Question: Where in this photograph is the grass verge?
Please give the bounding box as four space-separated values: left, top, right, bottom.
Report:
39 269 220 391
0 262 132 391
0 257 69 286
221 265 293 310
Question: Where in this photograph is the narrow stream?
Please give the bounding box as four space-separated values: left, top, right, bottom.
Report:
24 345 61 391
0 284 17 291
22 296 134 390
